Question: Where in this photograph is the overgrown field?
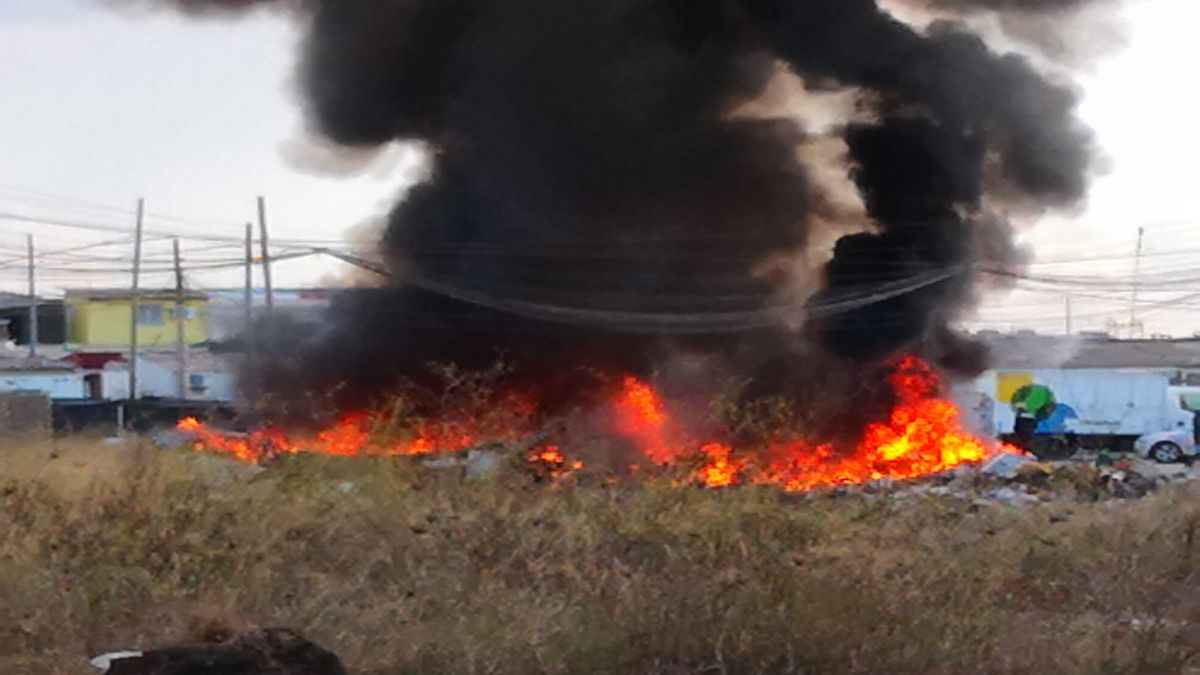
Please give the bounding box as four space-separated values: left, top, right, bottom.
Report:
2 437 1198 674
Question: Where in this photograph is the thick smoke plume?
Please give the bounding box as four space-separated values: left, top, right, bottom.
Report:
147 0 1104 428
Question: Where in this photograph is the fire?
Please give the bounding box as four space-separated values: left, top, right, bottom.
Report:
697 356 1020 491
178 356 1013 491
526 445 585 477
696 443 742 488
612 375 686 464
176 413 479 464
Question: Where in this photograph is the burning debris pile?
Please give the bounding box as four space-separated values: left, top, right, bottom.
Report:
150 0 1110 483
179 355 1024 491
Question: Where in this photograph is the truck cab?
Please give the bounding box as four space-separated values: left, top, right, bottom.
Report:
1133 386 1200 463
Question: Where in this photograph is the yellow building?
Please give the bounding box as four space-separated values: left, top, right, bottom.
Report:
64 289 209 347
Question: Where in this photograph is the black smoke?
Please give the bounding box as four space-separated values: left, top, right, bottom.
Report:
142 0 1102 422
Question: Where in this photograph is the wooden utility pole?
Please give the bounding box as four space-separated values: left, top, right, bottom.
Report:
257 196 274 310
1129 226 1145 339
173 237 188 399
128 199 145 401
26 233 37 359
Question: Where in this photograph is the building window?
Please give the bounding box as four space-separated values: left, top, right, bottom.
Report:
171 306 197 321
136 304 164 326
188 373 208 392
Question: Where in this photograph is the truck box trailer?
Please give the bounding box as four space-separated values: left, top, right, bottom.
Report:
966 369 1195 457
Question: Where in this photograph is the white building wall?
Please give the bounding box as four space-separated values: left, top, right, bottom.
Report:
0 372 85 399
102 360 236 403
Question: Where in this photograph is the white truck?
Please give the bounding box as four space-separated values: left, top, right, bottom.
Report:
1131 386 1200 463
964 369 1197 461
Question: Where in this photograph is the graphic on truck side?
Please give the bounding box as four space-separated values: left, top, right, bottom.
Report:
1008 382 1079 434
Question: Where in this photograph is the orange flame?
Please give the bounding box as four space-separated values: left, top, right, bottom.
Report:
612 375 687 464
176 413 479 464
693 356 1020 491
526 445 585 477
179 356 1012 490
696 443 742 488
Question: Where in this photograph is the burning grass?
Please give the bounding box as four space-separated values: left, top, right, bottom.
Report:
2 437 1198 674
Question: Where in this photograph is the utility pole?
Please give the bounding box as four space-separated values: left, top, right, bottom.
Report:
244 223 254 331
1129 226 1145 339
128 198 144 401
257 196 274 310
1065 293 1072 336
26 234 38 359
173 237 187 400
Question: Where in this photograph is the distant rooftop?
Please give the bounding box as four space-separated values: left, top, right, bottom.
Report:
0 291 56 311
63 288 208 302
0 355 76 372
979 332 1200 370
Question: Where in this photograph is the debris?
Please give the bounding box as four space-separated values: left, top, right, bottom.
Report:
152 429 191 449
981 453 1032 480
88 627 346 674
1099 469 1155 500
1013 461 1055 486
89 651 143 671
422 457 462 470
986 487 1020 503
465 449 504 481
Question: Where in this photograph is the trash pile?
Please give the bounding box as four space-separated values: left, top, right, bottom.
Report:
158 420 1196 504
884 451 1199 507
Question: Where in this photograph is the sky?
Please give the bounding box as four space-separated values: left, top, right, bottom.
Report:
0 0 1198 335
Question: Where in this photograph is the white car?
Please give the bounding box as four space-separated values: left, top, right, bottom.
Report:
1133 427 1197 464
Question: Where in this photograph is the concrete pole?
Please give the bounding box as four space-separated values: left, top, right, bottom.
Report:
173 237 188 399
257 196 274 310
26 233 37 359
128 198 145 401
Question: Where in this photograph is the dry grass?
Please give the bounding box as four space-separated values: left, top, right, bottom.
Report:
1 437 1198 674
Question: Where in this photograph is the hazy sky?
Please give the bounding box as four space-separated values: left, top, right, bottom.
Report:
0 0 1197 334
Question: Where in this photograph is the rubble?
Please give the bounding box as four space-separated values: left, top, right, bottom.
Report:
858 451 1195 507
981 453 1032 479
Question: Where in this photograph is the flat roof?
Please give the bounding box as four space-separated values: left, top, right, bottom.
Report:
982 333 1200 370
63 288 208 302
